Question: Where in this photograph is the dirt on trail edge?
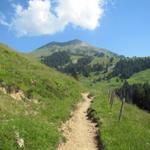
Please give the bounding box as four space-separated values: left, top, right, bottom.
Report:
57 93 100 150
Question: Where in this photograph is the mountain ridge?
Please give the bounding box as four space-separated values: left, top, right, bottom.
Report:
30 39 118 58
37 39 90 50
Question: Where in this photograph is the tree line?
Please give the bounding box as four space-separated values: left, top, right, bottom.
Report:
116 81 150 112
111 57 150 79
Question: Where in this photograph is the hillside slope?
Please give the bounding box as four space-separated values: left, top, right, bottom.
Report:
0 44 81 150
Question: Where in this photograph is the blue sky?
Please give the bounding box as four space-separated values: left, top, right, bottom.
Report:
0 0 150 57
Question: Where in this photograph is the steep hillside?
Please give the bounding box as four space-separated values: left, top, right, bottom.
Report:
0 44 81 150
29 39 120 79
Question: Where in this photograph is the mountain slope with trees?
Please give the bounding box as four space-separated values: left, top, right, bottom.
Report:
29 39 120 78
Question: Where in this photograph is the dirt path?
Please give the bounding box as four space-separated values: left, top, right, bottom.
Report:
57 93 99 150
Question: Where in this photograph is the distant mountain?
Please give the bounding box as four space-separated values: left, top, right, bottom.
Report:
29 39 120 79
29 39 118 59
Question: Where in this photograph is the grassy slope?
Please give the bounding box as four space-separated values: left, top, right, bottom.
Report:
0 44 81 150
82 76 150 150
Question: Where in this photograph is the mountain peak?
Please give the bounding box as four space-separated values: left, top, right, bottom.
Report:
30 39 118 59
52 39 84 45
38 39 89 49
68 39 82 44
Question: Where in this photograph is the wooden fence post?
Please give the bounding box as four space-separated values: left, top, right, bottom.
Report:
110 91 115 110
109 91 115 111
109 90 113 104
118 98 125 121
108 89 111 102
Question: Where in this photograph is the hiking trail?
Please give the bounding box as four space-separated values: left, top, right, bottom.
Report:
57 93 99 150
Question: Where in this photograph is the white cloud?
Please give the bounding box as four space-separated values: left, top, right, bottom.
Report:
10 0 63 36
56 0 104 30
0 13 10 27
2 0 107 36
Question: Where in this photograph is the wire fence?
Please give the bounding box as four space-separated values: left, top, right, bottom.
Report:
108 89 125 121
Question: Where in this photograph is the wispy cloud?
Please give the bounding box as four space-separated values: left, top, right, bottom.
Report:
0 13 10 27
1 0 107 37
